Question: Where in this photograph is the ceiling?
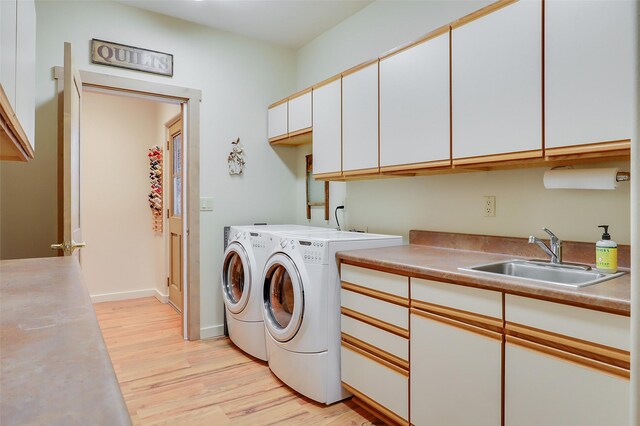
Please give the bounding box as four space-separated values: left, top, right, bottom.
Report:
117 0 373 49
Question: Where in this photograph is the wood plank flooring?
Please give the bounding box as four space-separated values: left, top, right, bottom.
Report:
94 297 381 425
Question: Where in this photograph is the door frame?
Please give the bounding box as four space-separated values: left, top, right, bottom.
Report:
54 66 202 340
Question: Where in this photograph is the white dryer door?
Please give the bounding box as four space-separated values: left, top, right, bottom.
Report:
221 242 251 314
262 253 304 342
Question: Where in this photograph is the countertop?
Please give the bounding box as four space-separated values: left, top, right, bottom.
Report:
337 244 630 315
0 257 131 425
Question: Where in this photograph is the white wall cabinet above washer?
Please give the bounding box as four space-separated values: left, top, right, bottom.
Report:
545 0 634 155
452 0 542 164
267 102 288 141
380 31 450 172
288 91 312 134
312 78 342 178
342 62 379 176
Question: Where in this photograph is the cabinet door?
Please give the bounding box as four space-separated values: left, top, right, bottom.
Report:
452 1 542 163
545 0 634 153
288 91 311 134
342 62 378 175
312 79 341 177
267 102 287 141
380 32 450 171
0 0 17 109
15 0 36 148
505 338 629 426
411 310 502 426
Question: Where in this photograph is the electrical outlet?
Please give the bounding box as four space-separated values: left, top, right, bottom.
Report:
483 196 496 217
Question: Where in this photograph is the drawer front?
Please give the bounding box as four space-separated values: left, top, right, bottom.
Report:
341 263 408 298
341 289 408 331
411 277 502 320
505 295 630 351
341 314 408 362
341 343 409 422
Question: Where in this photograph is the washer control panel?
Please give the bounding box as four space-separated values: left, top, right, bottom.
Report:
250 232 268 250
299 240 327 264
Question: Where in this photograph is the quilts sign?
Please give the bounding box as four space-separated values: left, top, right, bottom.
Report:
91 39 173 77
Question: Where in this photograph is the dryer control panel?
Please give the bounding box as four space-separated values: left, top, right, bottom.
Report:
299 240 328 265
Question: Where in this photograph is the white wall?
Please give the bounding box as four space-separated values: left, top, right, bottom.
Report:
81 91 179 301
294 0 631 245
1 0 300 335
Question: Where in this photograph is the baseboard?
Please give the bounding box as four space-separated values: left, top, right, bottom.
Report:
91 288 169 304
200 324 225 339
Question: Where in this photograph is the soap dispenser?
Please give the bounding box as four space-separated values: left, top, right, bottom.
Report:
596 225 618 274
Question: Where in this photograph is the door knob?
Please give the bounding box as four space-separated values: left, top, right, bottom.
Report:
50 241 86 254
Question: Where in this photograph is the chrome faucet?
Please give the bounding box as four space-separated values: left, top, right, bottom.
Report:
528 227 562 264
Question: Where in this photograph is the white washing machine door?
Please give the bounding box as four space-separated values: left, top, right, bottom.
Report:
262 252 304 343
221 242 251 314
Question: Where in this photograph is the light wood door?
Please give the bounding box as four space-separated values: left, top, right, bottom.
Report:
342 62 379 174
52 43 85 257
410 310 502 426
505 337 629 426
545 0 634 152
312 79 341 177
167 117 184 311
452 1 542 162
380 31 450 170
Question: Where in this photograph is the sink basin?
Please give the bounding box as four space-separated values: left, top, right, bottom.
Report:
459 260 624 288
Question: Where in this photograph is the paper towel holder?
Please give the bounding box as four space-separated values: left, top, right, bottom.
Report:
549 166 630 182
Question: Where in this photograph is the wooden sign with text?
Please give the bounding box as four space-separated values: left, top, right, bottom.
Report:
91 39 173 77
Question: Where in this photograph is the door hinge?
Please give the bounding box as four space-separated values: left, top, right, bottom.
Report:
166 140 170 150
167 277 170 287
167 208 170 218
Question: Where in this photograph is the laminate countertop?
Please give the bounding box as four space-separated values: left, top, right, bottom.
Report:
337 244 631 316
0 257 131 426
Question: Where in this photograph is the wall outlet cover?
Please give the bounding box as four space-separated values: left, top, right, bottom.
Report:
200 197 214 211
483 195 496 217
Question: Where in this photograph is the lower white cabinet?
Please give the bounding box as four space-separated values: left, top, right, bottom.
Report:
341 342 409 423
505 338 629 426
410 310 502 426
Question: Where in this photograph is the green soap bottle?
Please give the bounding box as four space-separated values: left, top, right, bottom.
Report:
596 225 618 274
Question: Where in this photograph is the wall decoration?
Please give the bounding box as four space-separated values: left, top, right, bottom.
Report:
148 146 163 233
91 39 173 77
228 138 245 175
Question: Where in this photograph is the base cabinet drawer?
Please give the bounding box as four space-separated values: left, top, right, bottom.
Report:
410 310 502 426
505 337 629 426
341 342 408 424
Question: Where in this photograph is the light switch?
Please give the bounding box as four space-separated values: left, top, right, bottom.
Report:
200 197 213 211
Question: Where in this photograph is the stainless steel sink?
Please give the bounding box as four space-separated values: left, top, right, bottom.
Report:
459 260 624 288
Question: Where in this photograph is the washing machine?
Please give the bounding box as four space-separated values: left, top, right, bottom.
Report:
261 230 403 404
221 224 326 360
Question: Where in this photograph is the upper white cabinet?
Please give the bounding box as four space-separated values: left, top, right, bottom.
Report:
288 91 312 134
545 0 634 154
267 102 287 141
15 0 36 147
380 31 450 171
0 0 35 161
1 0 17 110
452 1 542 163
342 62 379 175
312 79 341 177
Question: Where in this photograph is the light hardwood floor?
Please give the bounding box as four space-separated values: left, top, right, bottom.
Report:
94 297 381 425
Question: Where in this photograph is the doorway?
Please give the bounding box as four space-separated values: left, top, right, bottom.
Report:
54 59 201 340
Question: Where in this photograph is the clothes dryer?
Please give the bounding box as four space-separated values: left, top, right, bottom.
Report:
261 230 402 403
